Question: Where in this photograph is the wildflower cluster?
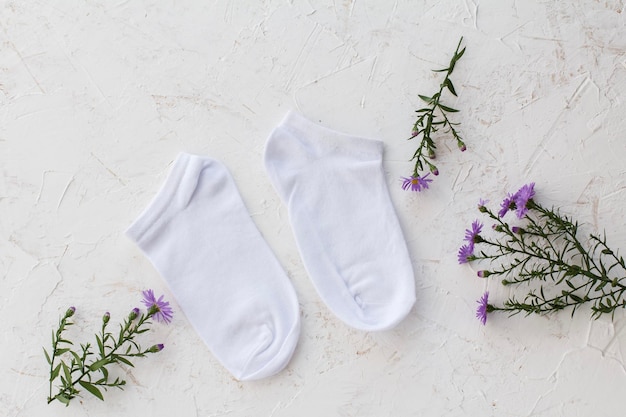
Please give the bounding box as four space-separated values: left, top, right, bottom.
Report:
458 184 626 324
44 290 173 406
403 37 467 192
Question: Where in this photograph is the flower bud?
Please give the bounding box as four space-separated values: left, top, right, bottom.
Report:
457 141 467 152
65 306 76 318
430 166 439 176
129 307 140 320
102 312 110 324
411 129 419 138
477 270 491 278
148 344 164 353
428 148 436 159
511 226 524 234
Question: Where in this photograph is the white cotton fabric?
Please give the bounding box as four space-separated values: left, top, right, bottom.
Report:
263 111 416 331
126 153 300 381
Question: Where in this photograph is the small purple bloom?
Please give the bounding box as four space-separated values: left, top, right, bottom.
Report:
129 307 140 320
464 220 483 244
142 290 174 324
513 182 535 219
148 343 165 353
401 173 432 192
458 244 474 264
476 291 489 325
498 193 515 218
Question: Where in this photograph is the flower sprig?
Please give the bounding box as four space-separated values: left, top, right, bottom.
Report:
44 290 173 406
403 37 467 192
459 184 626 324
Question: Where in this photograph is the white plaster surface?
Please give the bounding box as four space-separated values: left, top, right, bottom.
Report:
2 0 626 415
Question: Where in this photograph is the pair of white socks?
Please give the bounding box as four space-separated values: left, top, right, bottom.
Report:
126 111 416 381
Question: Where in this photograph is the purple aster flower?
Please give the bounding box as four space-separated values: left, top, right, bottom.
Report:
458 244 474 264
513 182 535 219
128 307 141 320
148 343 165 353
464 220 483 244
401 173 432 192
476 291 489 325
142 290 174 324
498 193 515 218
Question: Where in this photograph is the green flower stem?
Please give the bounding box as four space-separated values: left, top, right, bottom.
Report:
46 309 74 404
409 37 466 178
47 308 161 405
472 201 626 318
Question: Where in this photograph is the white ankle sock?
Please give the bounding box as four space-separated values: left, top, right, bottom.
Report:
263 111 416 331
126 153 300 381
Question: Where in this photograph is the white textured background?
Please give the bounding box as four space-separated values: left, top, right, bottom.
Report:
3 1 626 416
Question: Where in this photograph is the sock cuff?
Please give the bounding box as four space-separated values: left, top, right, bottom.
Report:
276 111 385 158
126 152 212 244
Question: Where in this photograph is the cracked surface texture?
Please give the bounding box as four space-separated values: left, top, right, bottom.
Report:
2 0 626 415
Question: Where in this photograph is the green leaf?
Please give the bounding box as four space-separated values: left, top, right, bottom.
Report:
55 348 71 356
96 334 104 356
50 363 62 381
56 394 71 406
79 381 104 401
43 347 52 365
438 104 459 113
418 94 433 103
445 79 457 96
113 355 134 367
455 47 466 61
62 361 72 384
570 293 583 303
70 350 83 368
89 359 108 372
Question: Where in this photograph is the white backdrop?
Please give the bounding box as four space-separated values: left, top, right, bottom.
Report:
2 1 626 416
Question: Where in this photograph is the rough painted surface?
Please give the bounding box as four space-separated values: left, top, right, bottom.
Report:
2 0 626 415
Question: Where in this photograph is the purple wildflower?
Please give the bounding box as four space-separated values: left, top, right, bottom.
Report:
401 173 433 192
513 182 535 219
498 193 515 218
142 290 174 324
464 220 483 244
458 244 474 264
149 343 165 353
476 291 489 325
129 307 141 320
